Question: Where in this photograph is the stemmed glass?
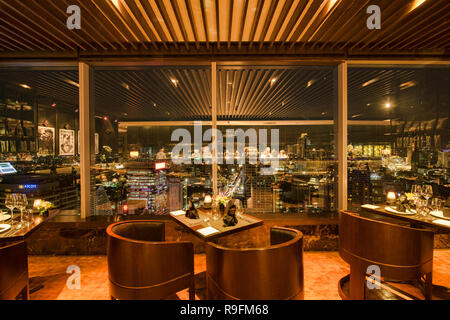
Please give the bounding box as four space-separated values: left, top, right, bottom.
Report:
422 185 433 205
235 199 243 219
5 193 17 224
15 194 28 228
431 198 443 213
411 185 422 204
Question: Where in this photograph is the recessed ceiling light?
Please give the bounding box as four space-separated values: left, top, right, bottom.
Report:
385 102 391 109
327 0 339 12
270 78 277 86
362 78 378 87
153 103 157 107
409 0 426 12
306 80 315 88
65 79 79 87
170 78 179 87
20 84 31 89
399 81 416 90
121 82 130 90
111 0 120 9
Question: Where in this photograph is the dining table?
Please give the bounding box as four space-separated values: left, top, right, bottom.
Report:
169 207 264 242
0 209 59 244
360 204 450 232
0 209 59 294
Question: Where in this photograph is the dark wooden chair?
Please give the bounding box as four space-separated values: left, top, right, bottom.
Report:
206 226 304 300
0 241 29 300
107 220 195 300
339 210 434 300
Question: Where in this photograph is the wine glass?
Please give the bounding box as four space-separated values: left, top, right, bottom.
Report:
5 193 17 223
422 185 433 204
411 185 422 204
16 194 28 228
235 199 243 219
431 198 443 213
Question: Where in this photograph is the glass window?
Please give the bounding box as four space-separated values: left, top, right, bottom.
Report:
0 67 80 216
216 66 338 217
348 66 450 210
91 66 211 216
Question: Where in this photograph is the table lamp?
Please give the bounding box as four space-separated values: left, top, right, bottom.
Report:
204 195 212 209
386 192 396 205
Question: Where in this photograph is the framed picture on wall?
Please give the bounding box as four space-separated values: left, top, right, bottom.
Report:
38 126 55 155
59 129 75 156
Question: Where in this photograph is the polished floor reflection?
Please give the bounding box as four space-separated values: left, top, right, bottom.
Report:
28 250 450 300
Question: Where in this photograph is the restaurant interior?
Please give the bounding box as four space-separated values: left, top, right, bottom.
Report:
0 0 448 302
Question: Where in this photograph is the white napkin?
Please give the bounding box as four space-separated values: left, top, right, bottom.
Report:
361 204 380 209
170 210 185 216
197 226 219 236
432 219 450 227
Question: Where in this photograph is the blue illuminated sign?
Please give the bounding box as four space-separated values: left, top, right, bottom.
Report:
24 184 37 189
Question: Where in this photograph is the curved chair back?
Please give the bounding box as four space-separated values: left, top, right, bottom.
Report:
107 220 194 300
0 241 29 300
339 210 433 281
206 226 303 300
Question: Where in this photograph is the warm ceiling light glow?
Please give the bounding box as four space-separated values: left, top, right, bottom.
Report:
409 0 426 12
399 81 416 90
362 78 378 87
20 84 31 89
326 0 339 13
306 80 315 88
270 78 277 86
121 82 130 90
111 0 120 9
65 79 79 87
170 78 179 87
351 114 362 118
103 116 109 121
385 102 391 109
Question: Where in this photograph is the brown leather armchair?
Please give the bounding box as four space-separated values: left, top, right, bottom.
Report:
339 210 434 300
0 241 29 300
206 226 304 300
107 220 195 300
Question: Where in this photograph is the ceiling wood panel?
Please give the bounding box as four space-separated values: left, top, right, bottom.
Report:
0 0 447 58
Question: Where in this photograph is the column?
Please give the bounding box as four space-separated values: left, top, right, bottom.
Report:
79 62 94 219
211 62 218 199
337 62 348 211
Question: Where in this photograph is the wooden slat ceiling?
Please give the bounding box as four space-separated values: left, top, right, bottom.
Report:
0 65 448 121
0 0 448 58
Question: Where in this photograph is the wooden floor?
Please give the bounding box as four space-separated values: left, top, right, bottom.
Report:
27 250 450 300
